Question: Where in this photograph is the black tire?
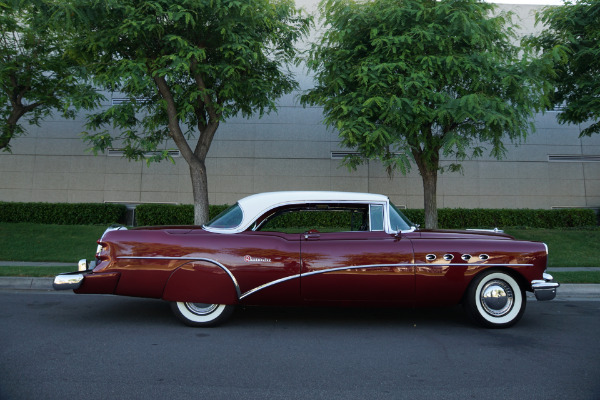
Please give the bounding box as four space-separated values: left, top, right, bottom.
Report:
464 270 526 328
170 301 234 327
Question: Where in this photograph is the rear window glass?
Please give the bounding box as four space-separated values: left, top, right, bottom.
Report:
205 204 243 229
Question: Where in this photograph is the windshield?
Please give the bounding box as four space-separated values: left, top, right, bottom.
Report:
389 202 413 231
204 203 243 229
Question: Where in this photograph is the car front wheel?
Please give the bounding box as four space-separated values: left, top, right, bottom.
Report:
170 301 234 327
464 270 526 328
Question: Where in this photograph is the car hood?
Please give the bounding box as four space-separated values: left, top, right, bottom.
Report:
409 229 514 240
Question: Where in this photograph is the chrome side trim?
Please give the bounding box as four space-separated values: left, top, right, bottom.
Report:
302 263 413 278
241 262 536 299
239 274 302 300
117 256 242 299
240 263 412 300
117 255 534 301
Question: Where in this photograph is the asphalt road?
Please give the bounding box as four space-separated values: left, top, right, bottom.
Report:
1 291 599 400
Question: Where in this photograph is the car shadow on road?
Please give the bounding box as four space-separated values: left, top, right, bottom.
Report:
45 294 475 329
229 304 472 329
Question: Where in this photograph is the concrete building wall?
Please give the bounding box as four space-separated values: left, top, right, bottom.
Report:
1 2 598 210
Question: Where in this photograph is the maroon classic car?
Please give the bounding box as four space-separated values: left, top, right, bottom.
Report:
54 191 559 328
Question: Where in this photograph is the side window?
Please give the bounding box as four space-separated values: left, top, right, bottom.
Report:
256 205 370 233
369 204 384 231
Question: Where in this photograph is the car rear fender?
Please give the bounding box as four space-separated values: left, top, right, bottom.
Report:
161 260 239 304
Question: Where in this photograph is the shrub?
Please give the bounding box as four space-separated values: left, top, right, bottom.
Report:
4 200 592 229
135 204 230 226
405 208 596 229
0 202 126 225
134 204 597 229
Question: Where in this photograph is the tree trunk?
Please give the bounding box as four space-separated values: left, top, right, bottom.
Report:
189 156 210 225
412 146 440 229
420 169 438 229
152 75 218 226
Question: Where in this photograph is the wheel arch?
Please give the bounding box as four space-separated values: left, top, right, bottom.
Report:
462 266 529 304
463 267 528 328
162 259 240 304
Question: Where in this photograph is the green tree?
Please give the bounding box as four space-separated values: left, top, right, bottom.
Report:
527 0 600 136
0 0 102 152
54 0 310 224
302 0 552 228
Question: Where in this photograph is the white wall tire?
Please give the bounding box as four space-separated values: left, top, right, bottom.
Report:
170 301 234 327
464 270 526 328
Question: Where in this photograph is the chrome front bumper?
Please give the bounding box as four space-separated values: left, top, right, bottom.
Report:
531 273 560 301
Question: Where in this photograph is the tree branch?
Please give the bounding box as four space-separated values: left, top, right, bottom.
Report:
152 74 195 163
190 58 220 158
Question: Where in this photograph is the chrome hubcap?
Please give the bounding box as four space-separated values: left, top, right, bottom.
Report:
185 302 218 316
480 280 514 317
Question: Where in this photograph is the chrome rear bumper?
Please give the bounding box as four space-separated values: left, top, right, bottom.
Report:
53 259 92 290
531 273 560 301
53 272 84 290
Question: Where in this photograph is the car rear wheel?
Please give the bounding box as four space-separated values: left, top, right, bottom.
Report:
170 301 234 327
464 270 526 328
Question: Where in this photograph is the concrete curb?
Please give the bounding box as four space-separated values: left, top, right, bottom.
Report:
0 277 598 298
0 277 54 290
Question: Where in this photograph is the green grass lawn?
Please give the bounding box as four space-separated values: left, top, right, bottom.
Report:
0 266 74 277
504 228 600 268
551 271 600 284
0 223 107 263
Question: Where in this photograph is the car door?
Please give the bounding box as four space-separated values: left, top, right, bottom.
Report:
219 231 302 305
300 230 415 305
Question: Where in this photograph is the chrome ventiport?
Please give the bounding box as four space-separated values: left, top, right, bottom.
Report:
461 254 472 261
426 254 436 261
443 254 454 261
479 254 489 261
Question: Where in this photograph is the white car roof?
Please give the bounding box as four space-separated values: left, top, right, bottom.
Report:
207 191 390 233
